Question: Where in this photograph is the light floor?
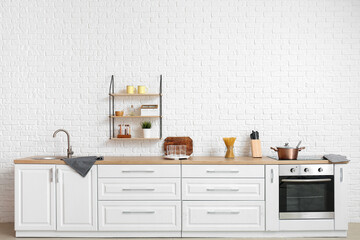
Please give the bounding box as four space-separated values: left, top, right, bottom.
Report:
1 223 359 240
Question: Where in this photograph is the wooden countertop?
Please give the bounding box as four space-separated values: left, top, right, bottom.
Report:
181 156 339 165
14 156 181 165
14 156 348 165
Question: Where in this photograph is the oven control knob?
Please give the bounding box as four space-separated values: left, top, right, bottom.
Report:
290 168 296 173
318 168 323 172
304 168 310 173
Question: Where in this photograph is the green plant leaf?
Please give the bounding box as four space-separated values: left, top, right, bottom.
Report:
140 121 152 129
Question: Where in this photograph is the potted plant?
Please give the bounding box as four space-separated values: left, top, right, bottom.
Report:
141 121 152 138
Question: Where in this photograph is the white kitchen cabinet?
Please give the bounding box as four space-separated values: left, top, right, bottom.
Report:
98 201 181 231
15 165 56 231
335 164 348 230
182 201 265 231
182 178 264 200
265 165 279 231
56 165 97 231
14 162 348 238
182 165 265 233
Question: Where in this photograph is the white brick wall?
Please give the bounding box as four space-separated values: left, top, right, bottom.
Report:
1 0 360 222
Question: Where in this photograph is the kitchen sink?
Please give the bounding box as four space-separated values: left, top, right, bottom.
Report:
31 156 65 160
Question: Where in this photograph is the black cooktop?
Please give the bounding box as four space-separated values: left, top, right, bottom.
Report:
267 156 324 161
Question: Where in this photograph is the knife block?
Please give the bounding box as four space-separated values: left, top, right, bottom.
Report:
251 140 262 158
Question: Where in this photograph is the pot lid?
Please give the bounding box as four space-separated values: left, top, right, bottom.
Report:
276 143 297 149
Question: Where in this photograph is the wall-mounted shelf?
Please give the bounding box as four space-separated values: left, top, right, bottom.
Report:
110 137 162 141
110 116 162 118
108 75 163 140
110 93 162 97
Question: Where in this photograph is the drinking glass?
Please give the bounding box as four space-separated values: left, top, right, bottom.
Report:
167 145 175 158
167 145 186 159
178 145 186 157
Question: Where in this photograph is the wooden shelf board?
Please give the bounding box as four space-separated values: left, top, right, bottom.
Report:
110 93 161 97
110 137 162 140
110 116 161 118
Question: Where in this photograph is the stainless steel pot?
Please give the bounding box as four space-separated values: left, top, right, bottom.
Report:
270 145 305 160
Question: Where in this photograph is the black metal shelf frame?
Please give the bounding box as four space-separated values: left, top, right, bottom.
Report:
108 75 163 140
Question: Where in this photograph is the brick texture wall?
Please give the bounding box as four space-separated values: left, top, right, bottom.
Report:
1 0 360 222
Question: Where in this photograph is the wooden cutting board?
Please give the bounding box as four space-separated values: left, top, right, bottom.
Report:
164 137 193 156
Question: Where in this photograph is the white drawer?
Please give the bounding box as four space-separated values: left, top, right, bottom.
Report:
98 201 181 231
182 165 264 178
98 165 180 178
183 201 264 231
98 178 180 200
279 219 335 231
182 178 264 200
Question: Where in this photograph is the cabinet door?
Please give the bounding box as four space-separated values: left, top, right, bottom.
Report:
265 165 279 231
334 164 348 230
15 165 56 230
56 165 97 231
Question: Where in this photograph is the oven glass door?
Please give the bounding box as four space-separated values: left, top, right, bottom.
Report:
279 176 334 219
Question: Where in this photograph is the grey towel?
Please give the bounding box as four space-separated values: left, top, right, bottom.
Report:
63 156 103 177
323 154 350 163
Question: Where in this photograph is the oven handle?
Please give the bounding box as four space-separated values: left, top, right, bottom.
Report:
281 178 332 183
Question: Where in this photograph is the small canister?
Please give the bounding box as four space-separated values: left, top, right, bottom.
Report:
126 85 136 94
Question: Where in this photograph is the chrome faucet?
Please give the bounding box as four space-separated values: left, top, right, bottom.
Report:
53 129 74 158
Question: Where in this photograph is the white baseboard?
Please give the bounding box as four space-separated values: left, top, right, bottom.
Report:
181 231 347 238
16 231 181 238
16 230 347 238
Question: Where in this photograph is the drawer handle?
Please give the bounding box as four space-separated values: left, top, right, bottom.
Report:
206 170 239 173
207 211 240 214
340 168 344 182
122 170 155 173
122 188 155 191
49 168 53 182
206 188 239 192
122 211 155 214
56 169 59 183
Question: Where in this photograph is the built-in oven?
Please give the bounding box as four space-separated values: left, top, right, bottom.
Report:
279 165 334 220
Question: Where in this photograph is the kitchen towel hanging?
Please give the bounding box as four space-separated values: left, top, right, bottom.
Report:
323 154 350 163
63 156 103 177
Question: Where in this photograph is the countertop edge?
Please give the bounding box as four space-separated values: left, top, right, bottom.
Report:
13 156 349 165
